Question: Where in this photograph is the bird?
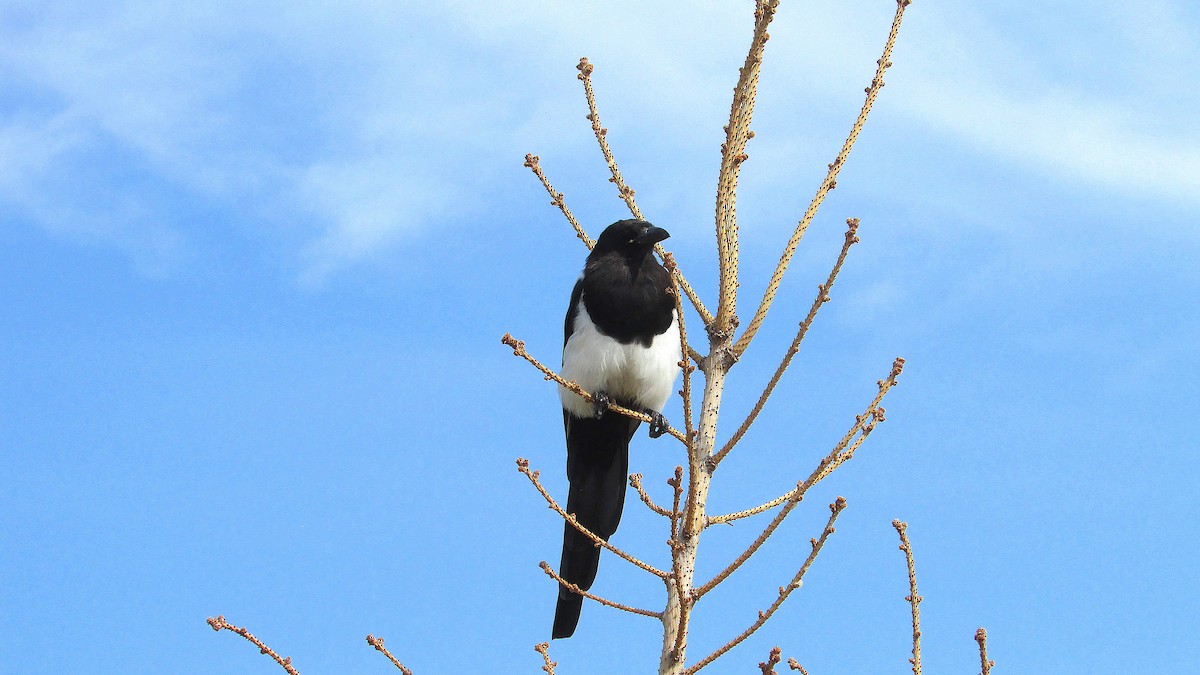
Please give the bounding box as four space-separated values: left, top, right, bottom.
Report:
553 219 682 639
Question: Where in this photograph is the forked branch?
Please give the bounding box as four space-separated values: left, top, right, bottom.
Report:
366 635 414 674
207 615 300 675
708 356 904 526
733 0 912 357
686 498 846 673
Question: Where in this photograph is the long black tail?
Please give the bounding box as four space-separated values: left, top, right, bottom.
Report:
553 410 639 639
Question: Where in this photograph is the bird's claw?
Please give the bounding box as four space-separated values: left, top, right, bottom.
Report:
592 391 610 418
647 410 667 438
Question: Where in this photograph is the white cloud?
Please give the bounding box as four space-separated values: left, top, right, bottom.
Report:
891 0 1200 207
1 0 1196 281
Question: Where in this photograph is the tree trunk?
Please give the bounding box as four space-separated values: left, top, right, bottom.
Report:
658 336 732 674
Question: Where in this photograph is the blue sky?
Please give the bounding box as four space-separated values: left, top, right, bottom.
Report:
2 0 1198 672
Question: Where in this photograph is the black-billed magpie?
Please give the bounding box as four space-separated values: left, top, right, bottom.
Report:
553 219 681 639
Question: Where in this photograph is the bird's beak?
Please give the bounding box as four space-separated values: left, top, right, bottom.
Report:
635 226 670 246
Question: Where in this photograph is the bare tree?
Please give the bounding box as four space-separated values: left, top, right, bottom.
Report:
208 1 996 672
507 0 917 672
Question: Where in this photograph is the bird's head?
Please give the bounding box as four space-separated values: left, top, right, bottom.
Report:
591 219 670 257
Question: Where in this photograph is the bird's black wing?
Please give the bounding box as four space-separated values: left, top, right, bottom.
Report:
564 276 583 348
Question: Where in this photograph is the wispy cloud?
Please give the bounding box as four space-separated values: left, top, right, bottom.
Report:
1 0 1195 281
892 0 1200 208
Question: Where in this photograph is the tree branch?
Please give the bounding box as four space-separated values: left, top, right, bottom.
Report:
366 635 413 674
517 458 668 579
534 642 557 675
577 57 643 220
573 58 714 326
664 253 700 440
539 561 662 618
759 646 783 674
207 615 300 675
501 333 688 444
893 520 923 675
975 627 994 675
733 0 913 357
787 659 810 673
686 498 846 673
712 218 860 467
712 0 780 336
668 466 685 540
707 356 904 526
523 154 594 249
631 473 675 517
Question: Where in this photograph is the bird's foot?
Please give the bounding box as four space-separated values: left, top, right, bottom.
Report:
646 410 667 438
591 391 610 418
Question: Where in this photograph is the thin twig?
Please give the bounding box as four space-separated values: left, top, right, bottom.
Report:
693 479 806 600
666 465 688 664
669 466 684 540
517 458 668 579
894 520 923 675
539 561 662 618
575 58 714 326
501 333 688 444
686 499 846 673
787 658 810 673
669 577 692 666
578 57 643 219
713 218 860 467
759 646 783 674
509 171 705 363
733 0 913 357
664 253 698 441
630 473 674 517
707 357 904 526
366 635 414 675
713 0 780 335
534 642 557 675
695 358 901 595
524 154 593 249
207 615 300 675
975 628 994 675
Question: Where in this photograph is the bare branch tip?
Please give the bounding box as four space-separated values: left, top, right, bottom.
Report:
758 646 783 674
535 641 558 674
500 333 525 355
787 658 810 674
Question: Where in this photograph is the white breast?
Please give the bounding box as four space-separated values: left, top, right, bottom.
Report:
560 298 682 418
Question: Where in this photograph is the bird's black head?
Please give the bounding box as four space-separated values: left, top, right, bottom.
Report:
590 219 670 258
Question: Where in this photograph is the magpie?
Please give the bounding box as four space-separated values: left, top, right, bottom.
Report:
553 219 681 639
